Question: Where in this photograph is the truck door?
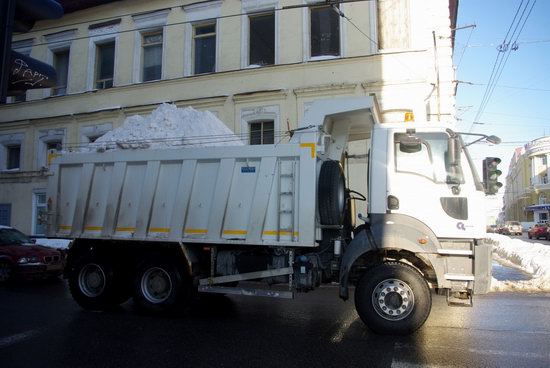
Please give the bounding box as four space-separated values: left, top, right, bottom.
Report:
386 130 482 239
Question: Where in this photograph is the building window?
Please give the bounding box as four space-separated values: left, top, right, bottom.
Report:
52 49 70 96
377 0 410 49
193 23 216 74
249 13 275 66
249 120 274 145
96 41 115 89
0 204 11 226
80 123 112 145
540 194 547 205
310 5 340 58
37 129 65 169
6 145 21 170
33 192 47 235
142 31 163 81
0 133 24 171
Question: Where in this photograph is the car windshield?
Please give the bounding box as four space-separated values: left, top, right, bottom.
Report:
0 228 33 245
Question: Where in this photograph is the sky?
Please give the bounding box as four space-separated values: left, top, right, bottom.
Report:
454 0 550 216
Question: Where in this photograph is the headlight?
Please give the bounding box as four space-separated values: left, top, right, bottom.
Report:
18 256 39 264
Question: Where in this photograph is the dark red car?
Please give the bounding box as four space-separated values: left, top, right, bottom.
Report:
0 226 64 283
527 224 549 240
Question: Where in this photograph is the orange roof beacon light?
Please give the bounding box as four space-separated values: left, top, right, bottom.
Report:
404 112 415 122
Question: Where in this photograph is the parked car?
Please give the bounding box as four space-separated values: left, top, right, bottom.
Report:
505 221 523 236
486 225 498 233
527 224 549 240
0 226 64 283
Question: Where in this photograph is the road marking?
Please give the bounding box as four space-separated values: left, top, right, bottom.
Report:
394 342 550 360
0 330 40 349
391 361 455 368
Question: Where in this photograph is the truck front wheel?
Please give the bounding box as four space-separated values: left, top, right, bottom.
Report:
354 262 431 335
133 259 189 313
69 254 128 310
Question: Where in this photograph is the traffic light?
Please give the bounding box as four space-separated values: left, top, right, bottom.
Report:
482 157 502 195
1 0 64 103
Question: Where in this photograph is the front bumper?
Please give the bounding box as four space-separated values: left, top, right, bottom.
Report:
16 262 64 278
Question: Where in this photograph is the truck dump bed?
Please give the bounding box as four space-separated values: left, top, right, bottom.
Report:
47 143 318 247
47 97 378 248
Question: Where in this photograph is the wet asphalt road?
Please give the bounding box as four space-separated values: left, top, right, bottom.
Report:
1 279 549 368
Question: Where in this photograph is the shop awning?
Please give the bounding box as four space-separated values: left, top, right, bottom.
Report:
525 204 550 211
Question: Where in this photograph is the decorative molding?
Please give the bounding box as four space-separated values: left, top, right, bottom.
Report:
233 89 287 103
132 9 170 29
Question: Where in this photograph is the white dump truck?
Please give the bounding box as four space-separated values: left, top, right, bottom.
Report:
47 97 495 335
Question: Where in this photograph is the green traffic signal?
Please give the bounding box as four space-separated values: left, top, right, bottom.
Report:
483 157 502 195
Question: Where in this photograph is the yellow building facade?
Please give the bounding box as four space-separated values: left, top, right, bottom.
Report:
0 0 458 234
504 137 550 225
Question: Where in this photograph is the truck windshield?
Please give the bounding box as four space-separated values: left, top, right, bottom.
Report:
394 132 451 183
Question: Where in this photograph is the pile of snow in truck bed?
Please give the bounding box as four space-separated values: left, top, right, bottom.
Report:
87 104 243 151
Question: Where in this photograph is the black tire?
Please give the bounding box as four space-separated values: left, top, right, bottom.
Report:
318 160 346 225
355 262 431 335
0 260 13 283
528 234 532 239
133 259 189 314
68 254 129 311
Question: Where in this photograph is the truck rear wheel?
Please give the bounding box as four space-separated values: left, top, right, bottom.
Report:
69 254 128 310
318 160 346 225
354 262 431 335
133 259 189 313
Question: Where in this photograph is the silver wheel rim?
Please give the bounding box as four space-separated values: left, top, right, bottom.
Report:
0 263 11 282
372 278 415 321
141 267 172 304
79 263 106 297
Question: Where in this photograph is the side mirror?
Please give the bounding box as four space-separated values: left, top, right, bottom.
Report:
399 135 422 153
447 136 463 184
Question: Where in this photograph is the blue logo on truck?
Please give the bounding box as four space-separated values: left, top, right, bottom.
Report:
241 167 256 173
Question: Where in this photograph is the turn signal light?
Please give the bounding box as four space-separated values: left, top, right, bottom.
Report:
404 112 415 122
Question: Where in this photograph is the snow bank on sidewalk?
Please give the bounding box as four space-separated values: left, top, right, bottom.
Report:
85 104 243 151
487 233 550 292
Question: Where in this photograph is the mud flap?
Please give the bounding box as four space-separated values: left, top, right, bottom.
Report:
474 240 492 294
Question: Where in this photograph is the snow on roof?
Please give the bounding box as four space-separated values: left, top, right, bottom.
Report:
86 104 243 151
488 233 550 292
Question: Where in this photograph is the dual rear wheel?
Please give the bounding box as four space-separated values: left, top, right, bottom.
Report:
68 254 190 313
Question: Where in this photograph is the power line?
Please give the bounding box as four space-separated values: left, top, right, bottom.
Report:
469 0 537 132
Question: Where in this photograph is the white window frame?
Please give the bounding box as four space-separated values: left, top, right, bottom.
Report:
44 30 75 98
36 128 66 169
302 0 346 61
0 133 25 172
32 190 47 236
80 123 113 144
240 105 280 145
87 24 120 91
93 38 117 90
191 22 217 75
8 39 33 103
183 1 222 76
241 0 279 69
132 9 169 83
